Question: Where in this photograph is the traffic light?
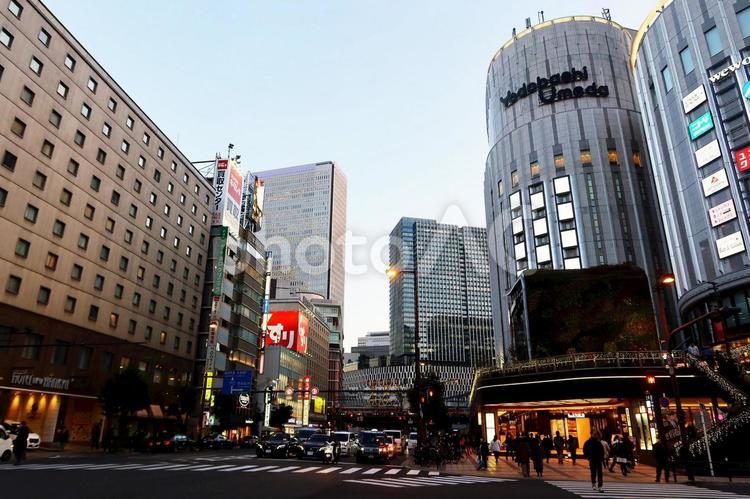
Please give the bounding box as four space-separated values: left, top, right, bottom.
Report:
646 375 656 385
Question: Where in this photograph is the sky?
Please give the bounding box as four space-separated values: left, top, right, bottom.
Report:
46 0 657 351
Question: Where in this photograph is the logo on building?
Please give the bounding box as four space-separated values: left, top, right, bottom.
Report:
264 311 309 354
498 66 609 108
708 56 750 83
688 112 714 141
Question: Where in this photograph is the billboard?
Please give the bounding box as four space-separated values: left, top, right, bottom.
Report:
695 140 721 168
709 200 737 227
221 370 253 395
264 310 309 354
717 231 745 259
688 112 714 140
682 85 707 114
252 177 265 231
701 169 729 197
212 158 244 236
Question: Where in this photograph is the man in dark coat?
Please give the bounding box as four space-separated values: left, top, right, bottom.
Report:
568 433 579 464
13 421 29 465
653 437 671 482
583 430 605 492
554 431 565 464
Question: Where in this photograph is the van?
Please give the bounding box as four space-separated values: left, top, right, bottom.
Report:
383 430 403 455
332 431 357 456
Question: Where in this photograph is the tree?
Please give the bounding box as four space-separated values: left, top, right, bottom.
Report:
212 392 238 432
269 404 294 428
167 384 200 431
100 367 150 418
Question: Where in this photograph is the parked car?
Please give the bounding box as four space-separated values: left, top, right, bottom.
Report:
0 425 13 462
2 421 40 450
407 432 418 454
294 428 321 444
240 435 259 449
384 430 403 455
355 431 389 463
298 433 332 460
257 432 300 458
148 433 196 453
199 434 234 450
331 431 357 457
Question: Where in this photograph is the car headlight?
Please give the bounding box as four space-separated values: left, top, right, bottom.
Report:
277 445 285 449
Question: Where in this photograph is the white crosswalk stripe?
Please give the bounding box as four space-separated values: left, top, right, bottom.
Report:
293 467 321 473
268 466 300 473
316 467 342 474
192 465 238 472
339 467 363 474
547 480 750 498
244 465 278 472
362 467 382 475
343 475 513 489
343 479 405 488
219 465 258 472
384 468 402 475
406 469 420 475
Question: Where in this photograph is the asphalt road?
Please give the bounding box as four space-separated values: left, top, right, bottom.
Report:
2 449 749 499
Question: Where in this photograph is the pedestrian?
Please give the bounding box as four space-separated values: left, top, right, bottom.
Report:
13 420 30 465
622 434 635 471
515 435 531 477
601 437 610 469
554 431 565 464
608 436 620 472
583 429 605 493
530 435 544 477
612 436 630 475
568 433 579 465
653 436 670 482
542 434 553 463
477 438 489 471
91 421 101 450
489 435 502 465
60 426 69 450
504 434 515 461
687 342 700 357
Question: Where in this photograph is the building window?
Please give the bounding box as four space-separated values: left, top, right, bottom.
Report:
14 238 30 258
154 169 161 182
142 132 150 145
157 251 165 264
90 175 101 191
153 275 160 288
186 341 192 354
148 300 156 313
120 256 129 270
157 147 164 159
144 326 152 340
705 26 722 56
71 264 83 281
50 341 70 366
633 151 642 168
5 274 21 294
78 346 93 369
45 252 58 270
11 117 26 137
49 109 62 128
105 217 115 232
64 296 76 313
37 286 51 305
99 245 110 261
84 203 95 220
137 266 145 280
129 204 137 217
121 140 130 153
95 148 107 165
3 150 17 171
88 305 99 321
32 171 47 189
87 77 97 93
0 28 14 48
132 292 141 306
52 219 65 237
29 56 42 75
60 188 72 206
167 182 174 193
173 237 180 248
41 140 54 158
107 97 117 111
679 47 694 75
126 116 134 129
150 192 157 205
529 161 540 177
109 313 118 328
608 148 619 166
160 227 167 239
127 319 136 335
124 230 133 244
38 28 50 47
138 155 146 168
134 179 142 193
179 193 185 204
176 214 183 226
94 274 104 290
141 240 150 254
160 331 167 345
81 102 92 120
554 153 565 169
580 149 592 166
57 81 69 99
8 1 22 18
116 164 125 179
170 161 177 172
145 216 153 229
78 233 89 249
73 131 87 149
114 284 124 299
511 170 519 188
67 159 79 176
173 336 180 350
20 85 35 105
21 333 43 360
661 66 673 92
64 54 75 71
183 173 189 184
24 204 39 223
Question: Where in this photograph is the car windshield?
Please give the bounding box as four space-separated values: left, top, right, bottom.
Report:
409 433 418 439
360 433 385 445
384 431 400 438
269 433 288 443
297 429 319 438
332 433 349 442
385 436 394 444
307 434 329 444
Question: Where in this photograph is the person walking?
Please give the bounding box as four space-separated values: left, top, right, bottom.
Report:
516 435 531 478
612 436 630 475
653 437 670 482
489 435 502 466
91 421 101 450
530 435 544 477
477 438 489 471
601 436 610 470
542 434 553 463
583 430 605 493
608 436 620 472
554 431 565 464
504 434 515 461
568 433 579 465
13 421 30 466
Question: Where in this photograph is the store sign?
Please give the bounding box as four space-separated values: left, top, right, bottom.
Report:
709 200 737 227
212 226 228 297
735 146 750 173
11 371 70 391
688 112 714 140
222 370 253 395
264 310 309 354
498 66 609 108
566 412 586 419
708 56 750 83
716 231 746 259
743 81 750 100
682 85 707 113
238 393 250 408
212 158 244 235
701 169 729 197
695 140 722 168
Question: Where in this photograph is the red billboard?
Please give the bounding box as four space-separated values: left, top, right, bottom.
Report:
264 311 308 354
735 146 750 173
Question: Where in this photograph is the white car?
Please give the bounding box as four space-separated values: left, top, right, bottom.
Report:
3 421 41 449
0 425 12 462
407 432 418 453
332 431 357 457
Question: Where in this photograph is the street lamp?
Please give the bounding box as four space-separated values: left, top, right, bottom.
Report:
655 273 676 351
386 267 425 447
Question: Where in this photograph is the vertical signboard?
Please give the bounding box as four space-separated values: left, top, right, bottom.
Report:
252 177 265 231
258 251 273 375
212 226 228 297
734 146 750 173
212 159 244 236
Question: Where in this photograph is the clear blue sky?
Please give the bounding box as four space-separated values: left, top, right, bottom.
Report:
46 0 657 351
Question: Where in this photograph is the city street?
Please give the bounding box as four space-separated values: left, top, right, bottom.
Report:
2 450 749 499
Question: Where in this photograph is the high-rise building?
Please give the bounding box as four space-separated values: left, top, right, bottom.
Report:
255 162 347 303
388 218 494 367
0 0 213 442
351 331 390 368
632 0 750 347
483 16 672 363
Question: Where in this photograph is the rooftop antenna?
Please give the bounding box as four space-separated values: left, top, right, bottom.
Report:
227 143 234 159
525 17 532 29
512 27 516 37
538 11 544 23
601 8 611 21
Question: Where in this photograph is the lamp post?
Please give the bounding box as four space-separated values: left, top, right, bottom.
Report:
386 267 425 446
655 273 676 352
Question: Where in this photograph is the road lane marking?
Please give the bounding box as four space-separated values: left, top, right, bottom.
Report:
406 469 420 475
384 468 401 475
192 465 237 471
428 471 440 476
362 467 382 475
268 466 300 473
293 467 321 473
316 467 342 474
219 465 258 472
380 478 428 487
244 465 278 472
339 467 363 474
343 479 403 488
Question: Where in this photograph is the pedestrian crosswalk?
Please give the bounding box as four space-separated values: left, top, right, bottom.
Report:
342 475 513 489
547 480 750 498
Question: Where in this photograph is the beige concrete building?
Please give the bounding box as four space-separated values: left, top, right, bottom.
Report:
0 0 213 442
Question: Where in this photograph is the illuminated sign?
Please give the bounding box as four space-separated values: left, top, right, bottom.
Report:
716 231 745 259
695 140 721 168
688 112 714 140
709 200 737 227
735 146 750 173
498 66 609 108
264 311 309 354
708 56 750 83
212 159 244 235
701 169 729 197
682 85 707 113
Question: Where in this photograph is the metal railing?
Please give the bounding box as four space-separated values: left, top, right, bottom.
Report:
684 353 748 406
